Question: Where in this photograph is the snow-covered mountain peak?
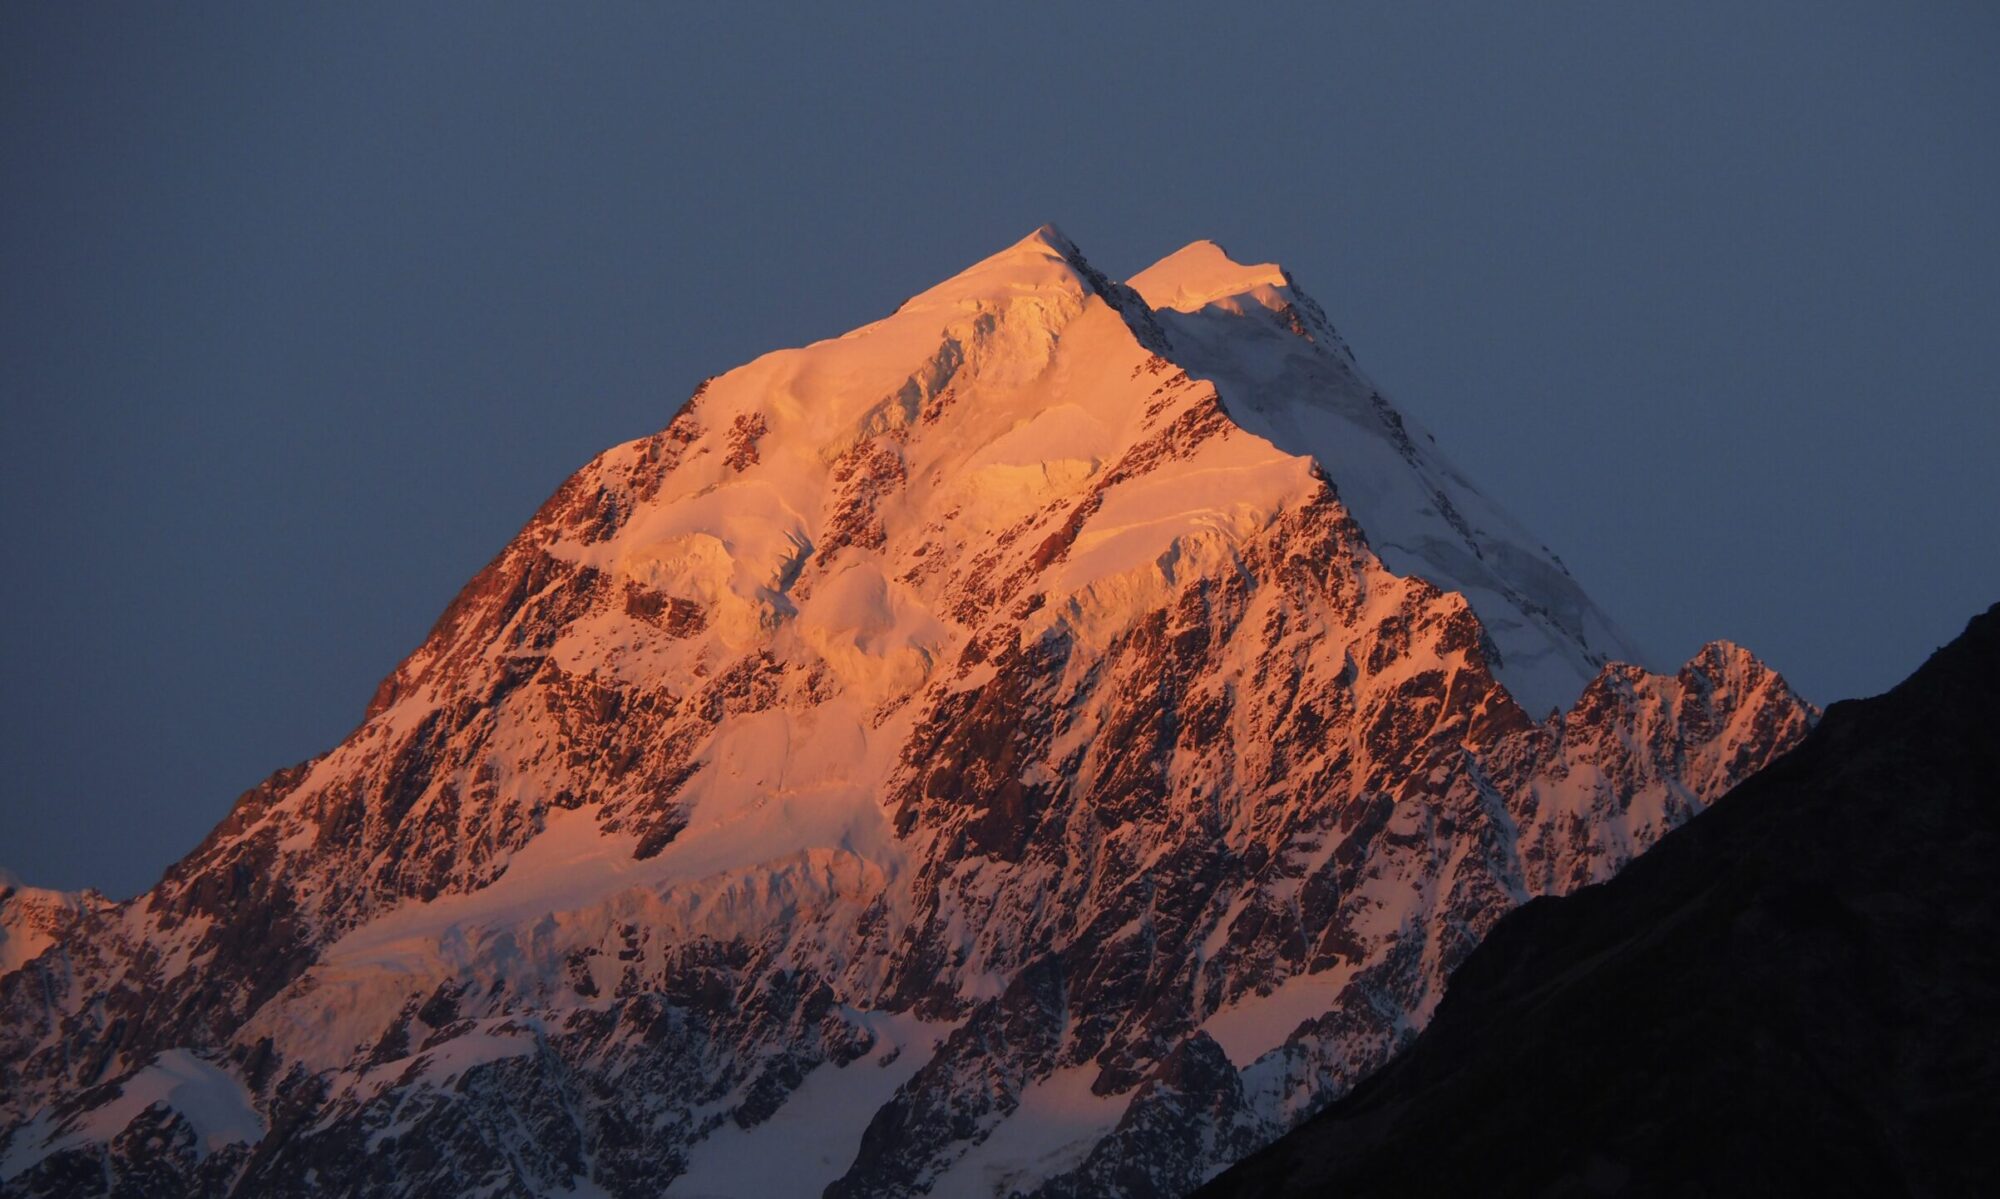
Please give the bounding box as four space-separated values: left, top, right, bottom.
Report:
1130 239 1292 313
0 226 1818 1199
894 223 1099 315
0 872 107 977
1127 235 1648 714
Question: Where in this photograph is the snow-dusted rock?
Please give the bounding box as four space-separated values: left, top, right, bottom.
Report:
0 870 110 979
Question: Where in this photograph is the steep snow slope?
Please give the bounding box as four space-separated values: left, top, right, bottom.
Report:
1130 240 1641 716
0 228 1812 1198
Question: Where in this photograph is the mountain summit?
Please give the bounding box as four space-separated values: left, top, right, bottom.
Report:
1129 239 1291 312
0 230 1812 1198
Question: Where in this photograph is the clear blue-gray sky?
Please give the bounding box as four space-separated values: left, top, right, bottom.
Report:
4 2 1995 897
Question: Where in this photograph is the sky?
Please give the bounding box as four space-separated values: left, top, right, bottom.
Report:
3 2 1995 897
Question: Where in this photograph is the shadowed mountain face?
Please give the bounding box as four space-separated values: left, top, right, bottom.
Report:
1198 604 2000 1199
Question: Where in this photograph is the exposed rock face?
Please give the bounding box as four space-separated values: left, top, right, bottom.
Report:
1195 604 2000 1199
0 228 1814 1198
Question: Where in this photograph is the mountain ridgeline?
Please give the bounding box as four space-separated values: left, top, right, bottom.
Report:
0 228 1814 1197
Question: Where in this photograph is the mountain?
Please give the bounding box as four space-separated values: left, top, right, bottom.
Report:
0 227 1813 1198
1196 604 2000 1199
0 872 109 979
